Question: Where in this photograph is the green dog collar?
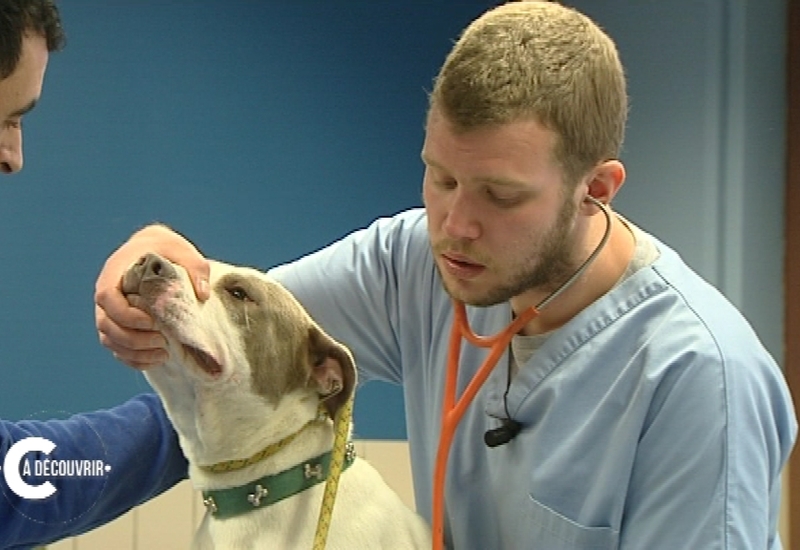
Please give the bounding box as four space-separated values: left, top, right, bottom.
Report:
201 442 356 520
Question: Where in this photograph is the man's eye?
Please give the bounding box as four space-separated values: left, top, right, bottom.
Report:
226 286 252 302
485 188 521 206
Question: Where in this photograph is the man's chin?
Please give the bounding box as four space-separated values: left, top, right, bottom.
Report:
441 279 506 308
434 262 507 306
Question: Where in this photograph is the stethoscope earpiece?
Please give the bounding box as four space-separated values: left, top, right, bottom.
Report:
584 195 606 208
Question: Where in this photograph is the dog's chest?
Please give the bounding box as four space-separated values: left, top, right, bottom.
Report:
192 470 372 550
193 483 327 549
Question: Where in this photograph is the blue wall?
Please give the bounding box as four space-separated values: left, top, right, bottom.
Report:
0 1 786 440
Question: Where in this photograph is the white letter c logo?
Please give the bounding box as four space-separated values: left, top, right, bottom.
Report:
3 437 56 500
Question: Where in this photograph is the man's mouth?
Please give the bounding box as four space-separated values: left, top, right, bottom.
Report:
441 253 486 279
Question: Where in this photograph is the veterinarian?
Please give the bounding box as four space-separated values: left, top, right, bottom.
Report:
95 2 797 548
0 2 187 547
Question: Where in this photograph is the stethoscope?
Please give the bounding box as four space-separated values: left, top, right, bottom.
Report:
431 195 613 550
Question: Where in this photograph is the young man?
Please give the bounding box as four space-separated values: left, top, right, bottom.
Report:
95 2 797 548
0 2 186 547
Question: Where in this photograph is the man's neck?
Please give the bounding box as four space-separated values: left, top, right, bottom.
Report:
512 212 635 335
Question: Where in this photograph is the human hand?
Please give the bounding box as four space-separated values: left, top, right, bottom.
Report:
94 224 211 370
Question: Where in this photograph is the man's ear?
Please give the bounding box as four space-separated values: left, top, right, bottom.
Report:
580 159 626 213
306 325 357 418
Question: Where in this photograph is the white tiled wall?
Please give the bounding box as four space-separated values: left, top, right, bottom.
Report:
46 444 792 549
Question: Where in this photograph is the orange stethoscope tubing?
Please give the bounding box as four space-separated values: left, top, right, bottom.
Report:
430 196 612 550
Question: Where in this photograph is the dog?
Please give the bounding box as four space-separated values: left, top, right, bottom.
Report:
121 253 431 549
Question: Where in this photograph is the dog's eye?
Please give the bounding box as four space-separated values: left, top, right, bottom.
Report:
226 286 253 302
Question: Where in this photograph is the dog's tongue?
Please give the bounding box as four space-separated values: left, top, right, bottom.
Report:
184 345 223 376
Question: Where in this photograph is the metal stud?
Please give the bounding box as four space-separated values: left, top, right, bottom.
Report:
304 462 323 480
247 484 269 507
202 495 218 514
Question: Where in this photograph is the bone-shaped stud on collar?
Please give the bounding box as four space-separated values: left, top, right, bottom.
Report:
304 462 323 480
203 496 218 514
247 484 269 507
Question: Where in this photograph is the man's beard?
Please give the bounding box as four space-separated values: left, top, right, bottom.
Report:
433 195 579 307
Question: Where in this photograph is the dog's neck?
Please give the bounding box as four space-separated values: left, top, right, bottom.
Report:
147 363 335 491
199 405 329 474
188 397 336 491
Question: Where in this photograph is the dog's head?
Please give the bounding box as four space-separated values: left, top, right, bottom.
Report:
121 253 355 420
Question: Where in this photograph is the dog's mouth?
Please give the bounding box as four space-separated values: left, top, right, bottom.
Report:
182 344 223 377
120 257 224 379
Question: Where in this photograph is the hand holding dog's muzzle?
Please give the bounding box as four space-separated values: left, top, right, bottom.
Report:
94 223 211 370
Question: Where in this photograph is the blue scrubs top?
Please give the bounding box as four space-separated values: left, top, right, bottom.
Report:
272 208 797 549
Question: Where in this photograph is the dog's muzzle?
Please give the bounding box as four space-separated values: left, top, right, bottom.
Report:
121 252 179 296
120 252 224 377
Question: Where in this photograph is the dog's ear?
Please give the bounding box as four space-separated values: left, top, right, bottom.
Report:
307 325 357 419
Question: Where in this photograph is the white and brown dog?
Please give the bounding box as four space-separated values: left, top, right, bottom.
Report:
122 253 430 550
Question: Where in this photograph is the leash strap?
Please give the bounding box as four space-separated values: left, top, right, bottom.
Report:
312 395 354 550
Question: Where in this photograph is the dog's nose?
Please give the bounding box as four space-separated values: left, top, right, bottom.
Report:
138 253 178 280
121 253 179 295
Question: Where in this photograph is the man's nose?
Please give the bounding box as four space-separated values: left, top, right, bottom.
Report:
0 128 24 174
443 189 481 241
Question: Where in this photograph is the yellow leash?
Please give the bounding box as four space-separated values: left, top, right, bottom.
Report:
312 395 354 550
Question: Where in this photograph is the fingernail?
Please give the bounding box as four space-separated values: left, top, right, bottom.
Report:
198 278 209 297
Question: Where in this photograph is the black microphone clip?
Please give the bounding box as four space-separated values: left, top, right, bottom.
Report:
484 418 522 448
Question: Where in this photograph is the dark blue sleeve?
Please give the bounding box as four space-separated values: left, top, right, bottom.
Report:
0 393 188 549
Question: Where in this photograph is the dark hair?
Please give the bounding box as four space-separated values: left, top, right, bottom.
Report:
0 0 65 79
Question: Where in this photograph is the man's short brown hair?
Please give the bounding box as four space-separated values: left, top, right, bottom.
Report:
429 1 627 186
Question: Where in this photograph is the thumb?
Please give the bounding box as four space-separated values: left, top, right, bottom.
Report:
191 260 212 302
